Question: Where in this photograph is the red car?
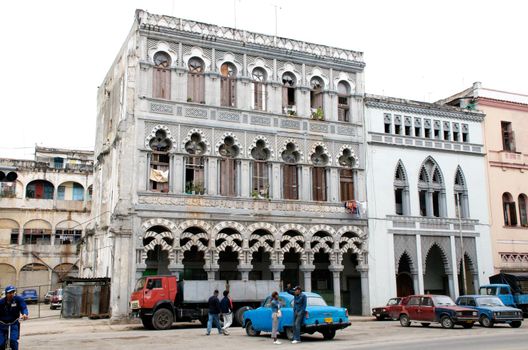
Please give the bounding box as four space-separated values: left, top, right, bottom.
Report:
372 297 406 320
398 295 478 329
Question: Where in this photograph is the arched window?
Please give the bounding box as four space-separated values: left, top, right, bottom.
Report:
282 72 296 113
394 161 410 215
311 146 328 201
187 57 205 103
153 51 171 99
519 194 528 227
252 68 267 111
503 193 517 226
339 149 356 201
310 76 324 110
418 158 446 217
149 130 172 193
26 180 54 199
184 133 206 194
219 136 239 196
251 140 270 198
454 167 469 218
282 143 300 200
337 81 350 122
57 182 84 201
220 62 237 107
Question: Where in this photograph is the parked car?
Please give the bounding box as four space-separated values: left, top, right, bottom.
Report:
399 295 478 329
50 289 63 310
456 295 523 328
243 292 350 340
20 289 38 304
44 290 54 304
372 297 405 320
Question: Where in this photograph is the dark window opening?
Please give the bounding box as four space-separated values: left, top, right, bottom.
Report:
424 127 431 138
10 229 19 244
419 190 427 216
432 191 440 217
395 125 401 135
462 132 469 142
453 131 460 142
444 131 450 140
395 188 403 215
415 127 421 137
501 121 515 151
384 122 391 133
434 129 440 139
405 126 411 136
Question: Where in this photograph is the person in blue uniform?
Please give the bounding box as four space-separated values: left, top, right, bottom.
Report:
0 285 29 350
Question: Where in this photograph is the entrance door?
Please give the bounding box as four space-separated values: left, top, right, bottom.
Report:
396 273 414 297
347 277 362 315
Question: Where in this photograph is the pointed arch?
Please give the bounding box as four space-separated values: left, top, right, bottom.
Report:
394 160 410 216
418 156 446 217
454 166 470 218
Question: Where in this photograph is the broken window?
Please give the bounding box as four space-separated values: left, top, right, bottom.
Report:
252 68 267 111
251 140 270 198
23 229 51 245
153 51 171 100
311 146 328 201
10 229 19 244
187 57 205 103
185 133 206 194
149 130 171 193
282 143 300 200
220 62 237 107
501 121 516 151
55 229 82 245
503 192 517 226
282 72 296 112
219 136 239 196
337 81 350 122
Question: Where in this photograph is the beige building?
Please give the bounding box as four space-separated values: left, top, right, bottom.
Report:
442 82 528 274
0 146 93 295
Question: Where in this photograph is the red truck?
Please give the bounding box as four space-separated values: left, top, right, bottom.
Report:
130 275 280 330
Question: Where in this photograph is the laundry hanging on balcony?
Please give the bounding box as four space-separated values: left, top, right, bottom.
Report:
149 169 169 183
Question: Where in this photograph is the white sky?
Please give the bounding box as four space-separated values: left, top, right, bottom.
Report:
1 0 526 159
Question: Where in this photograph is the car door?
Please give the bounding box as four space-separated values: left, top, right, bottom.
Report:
406 296 421 320
253 297 272 331
419 297 434 321
143 277 165 308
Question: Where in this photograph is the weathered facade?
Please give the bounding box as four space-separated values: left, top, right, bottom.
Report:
365 95 494 308
85 10 369 319
0 146 93 294
441 82 528 274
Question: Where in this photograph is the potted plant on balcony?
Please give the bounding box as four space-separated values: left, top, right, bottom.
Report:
185 182 194 194
193 182 205 195
311 107 324 121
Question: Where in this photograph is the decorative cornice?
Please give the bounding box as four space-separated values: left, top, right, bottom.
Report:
365 97 484 122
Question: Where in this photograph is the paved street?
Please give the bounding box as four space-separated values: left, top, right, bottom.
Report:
20 316 528 350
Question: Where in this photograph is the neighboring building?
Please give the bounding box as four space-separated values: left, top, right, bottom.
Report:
84 9 369 319
0 146 93 294
365 95 493 308
440 82 528 275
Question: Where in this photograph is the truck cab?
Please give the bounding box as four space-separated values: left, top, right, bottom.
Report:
479 284 515 307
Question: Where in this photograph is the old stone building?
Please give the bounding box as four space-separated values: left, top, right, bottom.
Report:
365 95 493 308
0 146 93 295
84 10 369 319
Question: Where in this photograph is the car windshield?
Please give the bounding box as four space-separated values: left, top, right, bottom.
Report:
433 296 456 306
480 287 498 296
307 297 327 307
477 297 504 307
134 278 146 292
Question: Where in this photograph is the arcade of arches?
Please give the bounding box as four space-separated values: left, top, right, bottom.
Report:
137 219 368 314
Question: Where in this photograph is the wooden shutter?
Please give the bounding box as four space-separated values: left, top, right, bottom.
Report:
340 169 354 201
283 165 298 200
153 69 170 99
254 82 263 110
220 159 236 196
313 167 327 201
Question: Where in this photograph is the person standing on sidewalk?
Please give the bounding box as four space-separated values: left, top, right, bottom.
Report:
220 290 233 335
270 291 282 345
291 286 306 344
0 285 29 350
206 290 222 335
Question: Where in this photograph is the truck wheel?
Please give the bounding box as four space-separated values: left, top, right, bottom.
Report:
322 329 336 340
479 315 493 328
285 327 294 340
510 321 522 328
440 316 454 329
141 316 154 330
245 321 260 336
235 306 253 326
399 314 410 327
152 308 174 330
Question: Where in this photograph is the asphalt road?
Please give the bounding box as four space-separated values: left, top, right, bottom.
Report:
21 317 528 350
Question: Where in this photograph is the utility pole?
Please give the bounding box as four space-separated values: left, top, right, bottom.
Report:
457 193 468 295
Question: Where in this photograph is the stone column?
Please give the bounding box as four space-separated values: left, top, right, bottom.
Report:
204 250 219 281
301 165 311 201
300 264 315 292
472 270 480 294
240 160 250 198
173 155 184 194
446 268 456 299
426 190 434 217
271 163 281 200
356 264 370 315
329 264 344 307
415 235 425 294
270 263 285 283
329 168 339 202
411 270 419 295
208 158 218 195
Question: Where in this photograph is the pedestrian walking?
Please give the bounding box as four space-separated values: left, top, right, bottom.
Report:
270 291 282 345
206 290 222 335
290 286 306 344
0 285 29 350
220 290 233 335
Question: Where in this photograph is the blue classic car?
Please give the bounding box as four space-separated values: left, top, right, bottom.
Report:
20 289 38 304
456 295 523 328
243 292 350 340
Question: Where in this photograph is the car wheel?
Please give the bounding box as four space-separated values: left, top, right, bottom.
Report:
510 321 522 328
479 315 493 328
440 316 454 329
421 323 430 327
141 316 155 330
285 327 294 340
151 308 173 330
462 322 474 329
235 306 253 326
322 329 336 340
375 316 383 321
399 314 411 327
50 306 55 310
245 321 261 336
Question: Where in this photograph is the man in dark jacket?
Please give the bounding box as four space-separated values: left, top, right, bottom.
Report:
219 290 233 335
0 285 29 350
206 290 222 335
291 286 306 344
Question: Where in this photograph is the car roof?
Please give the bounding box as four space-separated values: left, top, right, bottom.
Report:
459 295 499 298
278 291 323 299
